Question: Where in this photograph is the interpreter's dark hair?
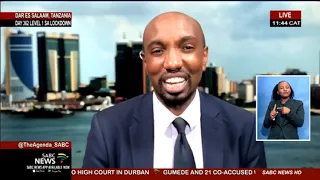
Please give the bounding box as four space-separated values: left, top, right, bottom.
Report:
272 80 294 100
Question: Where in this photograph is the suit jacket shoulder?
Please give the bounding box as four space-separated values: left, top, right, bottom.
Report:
94 93 147 130
83 93 154 168
201 92 255 129
292 99 303 105
268 100 276 107
199 92 266 168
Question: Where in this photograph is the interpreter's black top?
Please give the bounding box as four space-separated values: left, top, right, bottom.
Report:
263 99 305 139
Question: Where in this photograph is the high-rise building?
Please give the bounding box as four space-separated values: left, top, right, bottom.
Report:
37 32 80 101
131 40 143 97
229 80 238 94
215 66 225 96
199 65 218 97
115 37 132 98
315 75 320 84
311 75 320 85
4 29 34 102
61 34 80 92
237 80 254 103
310 75 315 84
115 34 150 99
311 84 320 109
224 79 230 94
251 76 257 96
37 32 59 96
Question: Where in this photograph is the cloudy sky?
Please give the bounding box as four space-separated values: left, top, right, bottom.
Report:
1 1 319 85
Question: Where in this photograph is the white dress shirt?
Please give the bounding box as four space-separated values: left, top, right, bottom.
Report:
153 90 203 168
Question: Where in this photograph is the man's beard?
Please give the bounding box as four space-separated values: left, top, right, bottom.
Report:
155 72 194 108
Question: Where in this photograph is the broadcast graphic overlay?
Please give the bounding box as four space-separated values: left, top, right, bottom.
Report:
0 141 72 179
270 10 301 27
70 168 317 180
0 12 72 27
256 75 311 142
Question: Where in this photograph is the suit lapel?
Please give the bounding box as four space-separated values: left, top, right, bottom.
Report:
130 93 154 168
200 92 225 168
128 92 225 168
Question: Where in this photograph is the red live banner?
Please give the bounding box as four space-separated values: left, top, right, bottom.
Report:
269 10 301 27
270 10 301 20
72 169 318 180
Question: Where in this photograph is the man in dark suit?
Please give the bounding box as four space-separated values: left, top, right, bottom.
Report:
83 11 267 168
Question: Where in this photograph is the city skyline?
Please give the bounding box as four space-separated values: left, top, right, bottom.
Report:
1 1 320 85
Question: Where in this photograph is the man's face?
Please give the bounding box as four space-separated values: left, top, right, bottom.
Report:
142 15 208 106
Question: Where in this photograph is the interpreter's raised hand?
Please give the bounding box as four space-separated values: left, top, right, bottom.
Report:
270 104 278 120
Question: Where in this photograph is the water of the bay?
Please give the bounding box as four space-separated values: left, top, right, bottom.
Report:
1 112 320 168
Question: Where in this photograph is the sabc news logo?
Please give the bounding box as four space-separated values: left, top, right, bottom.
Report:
57 153 69 164
35 153 69 165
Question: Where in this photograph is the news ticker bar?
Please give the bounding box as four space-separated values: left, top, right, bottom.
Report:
71 169 318 180
0 12 72 27
269 10 302 27
71 168 311 176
